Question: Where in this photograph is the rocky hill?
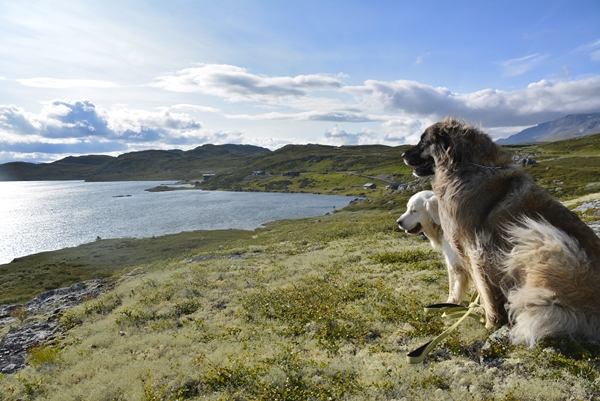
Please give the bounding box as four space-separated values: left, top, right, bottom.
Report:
497 113 600 144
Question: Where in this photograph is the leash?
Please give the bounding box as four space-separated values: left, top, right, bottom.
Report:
406 293 484 364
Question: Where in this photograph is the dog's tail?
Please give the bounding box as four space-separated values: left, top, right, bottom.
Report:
502 216 600 347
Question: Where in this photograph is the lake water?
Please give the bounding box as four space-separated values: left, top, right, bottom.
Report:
0 181 353 264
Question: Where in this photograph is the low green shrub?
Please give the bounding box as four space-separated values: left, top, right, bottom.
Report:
371 249 437 265
243 277 372 352
28 345 61 368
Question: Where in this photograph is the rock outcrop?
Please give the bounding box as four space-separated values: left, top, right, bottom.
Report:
0 280 108 374
25 279 106 316
573 200 600 237
0 321 59 374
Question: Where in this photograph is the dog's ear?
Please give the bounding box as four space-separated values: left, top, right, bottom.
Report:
426 125 454 165
425 195 441 226
430 125 451 151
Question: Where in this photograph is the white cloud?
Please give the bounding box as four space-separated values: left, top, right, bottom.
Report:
244 136 293 150
16 78 119 88
170 104 222 114
414 52 430 65
522 30 556 40
578 38 600 61
0 99 205 147
150 64 343 102
148 65 600 131
487 125 534 140
321 125 378 146
380 118 432 144
345 79 458 116
346 77 600 127
589 39 600 61
0 134 128 162
4 67 600 162
168 129 245 145
205 130 245 143
1 98 293 160
147 64 600 133
225 110 382 123
107 108 201 140
499 54 549 77
0 104 37 132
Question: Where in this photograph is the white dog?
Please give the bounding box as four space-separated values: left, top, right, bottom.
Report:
397 191 470 304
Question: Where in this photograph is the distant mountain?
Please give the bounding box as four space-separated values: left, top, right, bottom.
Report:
0 155 116 181
186 143 273 158
497 113 600 144
0 144 271 181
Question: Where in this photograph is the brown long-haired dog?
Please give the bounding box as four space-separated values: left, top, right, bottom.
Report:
402 117 600 347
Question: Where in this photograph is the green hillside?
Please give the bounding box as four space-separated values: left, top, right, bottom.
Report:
504 132 600 198
197 144 415 196
87 144 272 182
198 133 600 199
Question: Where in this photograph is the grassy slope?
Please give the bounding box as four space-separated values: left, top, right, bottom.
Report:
192 135 600 198
504 132 600 199
0 230 253 305
2 211 600 400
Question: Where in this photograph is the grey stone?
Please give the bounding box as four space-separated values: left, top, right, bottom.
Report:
573 200 600 214
480 325 512 368
26 279 106 315
0 279 108 374
0 320 59 373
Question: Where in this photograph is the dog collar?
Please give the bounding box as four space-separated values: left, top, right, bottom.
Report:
470 163 508 171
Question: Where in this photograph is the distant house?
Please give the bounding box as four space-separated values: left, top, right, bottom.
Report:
202 173 215 181
363 183 376 189
252 170 266 176
386 183 401 190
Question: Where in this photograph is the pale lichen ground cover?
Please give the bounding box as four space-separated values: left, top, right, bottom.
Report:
1 210 600 400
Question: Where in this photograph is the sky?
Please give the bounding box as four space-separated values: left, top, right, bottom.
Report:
1 0 599 164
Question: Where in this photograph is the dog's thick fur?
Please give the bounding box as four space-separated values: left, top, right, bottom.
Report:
402 117 600 346
397 191 470 304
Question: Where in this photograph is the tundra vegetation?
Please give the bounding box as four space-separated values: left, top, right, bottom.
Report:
1 134 600 400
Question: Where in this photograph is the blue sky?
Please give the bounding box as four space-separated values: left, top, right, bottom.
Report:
1 0 599 163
